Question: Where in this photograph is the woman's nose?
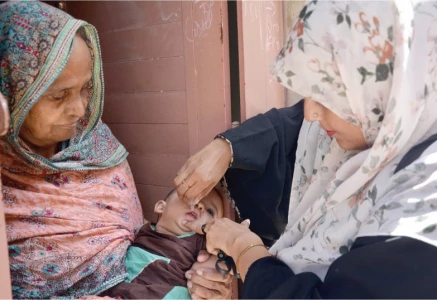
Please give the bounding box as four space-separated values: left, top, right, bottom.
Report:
69 94 87 118
304 98 321 122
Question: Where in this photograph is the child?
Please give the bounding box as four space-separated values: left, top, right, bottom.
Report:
102 188 224 299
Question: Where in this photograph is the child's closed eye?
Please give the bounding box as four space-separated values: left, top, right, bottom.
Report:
207 208 215 217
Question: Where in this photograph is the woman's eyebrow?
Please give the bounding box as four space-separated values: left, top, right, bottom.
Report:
46 74 92 93
44 87 68 94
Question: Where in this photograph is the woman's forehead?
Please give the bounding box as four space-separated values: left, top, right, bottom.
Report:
44 36 92 92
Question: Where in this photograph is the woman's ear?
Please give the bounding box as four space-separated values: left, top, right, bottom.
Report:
154 200 166 215
304 98 322 122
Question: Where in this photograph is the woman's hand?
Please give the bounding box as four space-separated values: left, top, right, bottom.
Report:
187 250 233 299
183 218 270 281
206 219 262 258
183 218 261 259
174 138 232 205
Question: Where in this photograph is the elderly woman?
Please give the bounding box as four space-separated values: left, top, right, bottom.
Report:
0 2 231 298
178 1 437 298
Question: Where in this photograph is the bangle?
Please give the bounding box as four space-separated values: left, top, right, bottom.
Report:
236 244 269 273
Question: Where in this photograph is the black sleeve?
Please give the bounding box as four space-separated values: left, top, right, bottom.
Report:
221 101 304 172
220 101 304 246
243 236 437 299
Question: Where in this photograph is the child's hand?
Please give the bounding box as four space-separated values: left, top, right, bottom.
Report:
190 250 216 271
186 250 232 299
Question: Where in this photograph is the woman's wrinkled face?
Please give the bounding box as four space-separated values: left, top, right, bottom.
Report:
19 34 92 152
304 98 368 151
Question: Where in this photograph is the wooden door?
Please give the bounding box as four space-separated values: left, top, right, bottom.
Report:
68 1 231 222
237 0 285 120
236 0 306 118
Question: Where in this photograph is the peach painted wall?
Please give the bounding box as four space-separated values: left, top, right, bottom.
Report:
237 0 285 120
68 1 231 222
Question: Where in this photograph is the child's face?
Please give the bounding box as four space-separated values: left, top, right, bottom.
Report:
154 190 224 236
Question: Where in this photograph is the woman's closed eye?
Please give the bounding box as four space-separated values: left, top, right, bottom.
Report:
50 91 66 101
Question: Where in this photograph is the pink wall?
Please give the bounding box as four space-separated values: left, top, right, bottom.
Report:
237 0 285 120
183 0 232 154
68 1 231 222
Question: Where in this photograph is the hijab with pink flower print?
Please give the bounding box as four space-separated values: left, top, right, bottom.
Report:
269 0 437 279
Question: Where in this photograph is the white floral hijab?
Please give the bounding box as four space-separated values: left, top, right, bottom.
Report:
270 0 437 279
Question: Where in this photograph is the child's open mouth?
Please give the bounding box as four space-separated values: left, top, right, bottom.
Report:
185 211 198 220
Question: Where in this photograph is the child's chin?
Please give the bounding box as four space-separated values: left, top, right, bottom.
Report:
179 220 198 232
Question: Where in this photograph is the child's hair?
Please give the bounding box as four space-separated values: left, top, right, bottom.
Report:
163 189 177 202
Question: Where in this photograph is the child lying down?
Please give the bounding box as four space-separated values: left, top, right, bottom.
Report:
102 188 224 299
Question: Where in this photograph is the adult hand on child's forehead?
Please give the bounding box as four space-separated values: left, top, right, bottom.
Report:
174 138 232 205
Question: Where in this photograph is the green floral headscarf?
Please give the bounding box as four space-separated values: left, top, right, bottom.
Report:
0 0 127 174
